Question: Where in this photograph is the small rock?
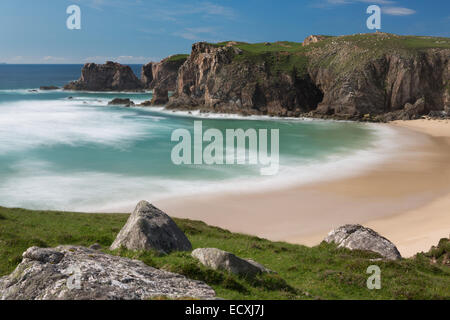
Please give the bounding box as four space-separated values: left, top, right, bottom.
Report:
110 201 192 254
192 248 271 277
325 224 402 260
107 98 135 107
40 86 60 90
139 100 152 106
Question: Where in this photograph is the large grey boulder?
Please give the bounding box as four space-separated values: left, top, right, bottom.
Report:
0 246 215 300
192 248 271 277
110 201 192 253
325 224 402 260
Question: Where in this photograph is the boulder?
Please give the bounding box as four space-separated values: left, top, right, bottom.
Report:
192 248 271 277
110 201 192 253
325 224 402 260
107 98 135 107
150 86 169 105
0 246 215 300
64 61 143 92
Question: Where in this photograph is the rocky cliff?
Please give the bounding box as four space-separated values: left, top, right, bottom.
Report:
64 61 143 92
141 54 189 91
167 34 450 120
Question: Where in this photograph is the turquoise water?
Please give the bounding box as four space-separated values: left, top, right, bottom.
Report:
0 65 390 211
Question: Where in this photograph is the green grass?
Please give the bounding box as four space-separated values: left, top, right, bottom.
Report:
0 206 449 300
208 34 450 79
165 54 189 62
213 41 310 77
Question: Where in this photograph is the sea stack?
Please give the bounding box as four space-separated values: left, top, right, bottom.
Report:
64 61 143 92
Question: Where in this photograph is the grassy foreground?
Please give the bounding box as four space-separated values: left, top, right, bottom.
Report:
0 206 449 300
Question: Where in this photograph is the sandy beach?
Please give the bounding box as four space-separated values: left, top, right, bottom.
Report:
155 119 450 258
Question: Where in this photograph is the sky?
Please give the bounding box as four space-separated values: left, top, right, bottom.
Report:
0 0 449 64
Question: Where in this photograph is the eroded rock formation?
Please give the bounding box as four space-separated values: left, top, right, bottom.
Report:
167 34 450 120
141 55 188 91
167 42 323 116
64 61 143 92
150 86 169 105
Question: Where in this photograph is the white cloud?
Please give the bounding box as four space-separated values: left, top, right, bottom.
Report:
172 26 221 41
314 0 416 15
43 56 67 62
382 7 416 16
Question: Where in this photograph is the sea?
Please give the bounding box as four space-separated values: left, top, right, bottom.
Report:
0 64 396 212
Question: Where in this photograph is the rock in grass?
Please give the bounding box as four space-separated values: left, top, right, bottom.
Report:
0 246 215 300
110 200 192 253
325 224 402 260
192 248 271 277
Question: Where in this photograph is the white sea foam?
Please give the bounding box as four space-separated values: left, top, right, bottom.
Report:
0 123 411 212
0 96 418 212
0 99 163 154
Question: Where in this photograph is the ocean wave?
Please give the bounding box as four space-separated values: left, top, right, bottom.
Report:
0 99 165 154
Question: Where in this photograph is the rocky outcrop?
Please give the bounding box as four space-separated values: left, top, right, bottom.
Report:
325 224 402 260
192 248 272 277
150 86 169 105
141 55 188 91
422 236 449 266
107 98 135 107
64 61 143 92
302 35 327 47
167 42 323 116
110 201 192 253
0 246 215 300
166 34 450 120
308 40 450 120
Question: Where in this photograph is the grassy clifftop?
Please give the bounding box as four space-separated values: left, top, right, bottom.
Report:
0 206 448 300
209 33 450 77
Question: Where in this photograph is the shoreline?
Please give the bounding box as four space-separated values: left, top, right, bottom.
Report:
154 119 450 257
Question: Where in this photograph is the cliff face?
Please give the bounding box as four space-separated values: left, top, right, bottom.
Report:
64 61 143 92
141 55 188 91
167 34 450 120
167 43 323 116
306 35 450 120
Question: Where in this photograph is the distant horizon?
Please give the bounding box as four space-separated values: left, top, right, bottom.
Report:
2 31 450 65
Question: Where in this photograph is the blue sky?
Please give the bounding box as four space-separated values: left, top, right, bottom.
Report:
0 0 449 64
